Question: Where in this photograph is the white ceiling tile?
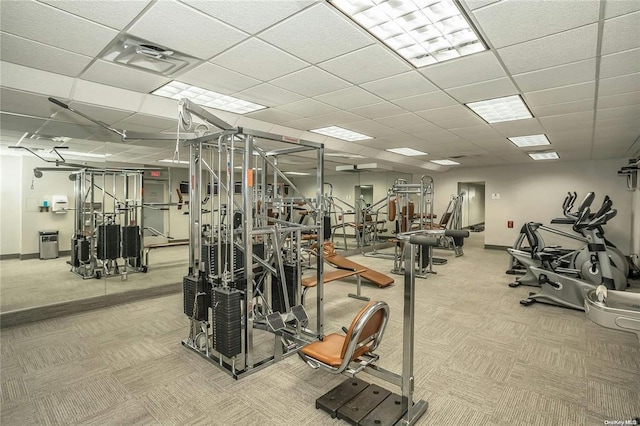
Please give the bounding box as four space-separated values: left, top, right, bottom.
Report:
448 125 502 139
374 113 428 129
235 115 280 132
600 48 640 79
39 0 151 30
598 73 640 96
539 118 595 132
211 38 307 81
183 0 312 34
314 87 382 109
497 24 598 74
512 59 596 92
446 77 518 103
244 108 303 125
0 32 92 77
72 80 145 112
412 130 467 144
598 91 640 109
270 67 351 97
180 62 260 95
415 105 476 122
0 0 118 56
282 117 325 131
463 0 500 10
138 95 180 119
277 99 338 117
360 72 438 100
539 112 594 130
39 120 96 140
597 105 640 121
0 89 59 118
0 61 74 99
472 0 599 49
604 0 640 19
0 113 48 134
80 60 170 93
115 113 178 132
234 84 304 107
601 11 640 55
434 115 487 129
313 111 364 126
129 1 247 59
531 98 595 117
318 45 411 85
524 81 596 107
401 121 442 135
259 3 373 64
491 118 546 137
418 51 506 89
392 91 458 112
345 120 399 134
348 102 405 119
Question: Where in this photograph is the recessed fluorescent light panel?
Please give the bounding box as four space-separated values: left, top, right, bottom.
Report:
152 81 266 114
284 171 311 176
466 95 533 124
430 159 460 165
529 151 559 160
508 134 550 148
331 0 486 67
386 147 428 156
63 151 112 159
310 126 373 142
325 153 367 159
159 159 189 165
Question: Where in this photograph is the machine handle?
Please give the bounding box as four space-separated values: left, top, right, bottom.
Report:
443 230 469 238
48 97 70 109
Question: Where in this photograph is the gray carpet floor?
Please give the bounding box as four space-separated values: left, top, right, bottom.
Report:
1 232 639 425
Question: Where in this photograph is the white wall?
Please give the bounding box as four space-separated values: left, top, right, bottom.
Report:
458 182 485 227
418 158 634 254
0 155 22 255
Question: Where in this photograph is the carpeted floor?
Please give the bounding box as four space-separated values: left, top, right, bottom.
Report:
1 232 639 425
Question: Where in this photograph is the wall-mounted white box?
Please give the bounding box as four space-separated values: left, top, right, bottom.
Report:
52 195 68 213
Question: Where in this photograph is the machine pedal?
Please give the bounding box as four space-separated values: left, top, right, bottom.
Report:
520 298 535 306
265 312 286 332
360 392 407 426
291 304 309 323
508 282 521 288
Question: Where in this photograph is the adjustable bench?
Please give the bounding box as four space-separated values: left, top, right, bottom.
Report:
302 267 368 303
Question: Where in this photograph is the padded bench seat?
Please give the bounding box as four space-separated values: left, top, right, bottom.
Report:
302 268 366 288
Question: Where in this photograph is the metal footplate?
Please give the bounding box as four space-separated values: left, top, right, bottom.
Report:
316 378 422 426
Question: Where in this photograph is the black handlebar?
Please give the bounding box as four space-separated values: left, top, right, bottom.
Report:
592 196 612 220
48 97 70 109
587 209 617 230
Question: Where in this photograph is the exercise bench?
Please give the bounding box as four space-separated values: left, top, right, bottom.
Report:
302 267 369 303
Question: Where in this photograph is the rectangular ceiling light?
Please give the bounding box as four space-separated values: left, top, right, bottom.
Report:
310 126 373 141
284 171 311 176
386 147 428 156
159 159 189 165
466 95 533 124
63 150 112 159
325 153 367 158
152 81 266 114
430 159 460 165
529 151 559 160
508 134 550 147
331 0 486 68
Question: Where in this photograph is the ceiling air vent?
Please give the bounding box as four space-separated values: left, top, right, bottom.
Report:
101 35 200 77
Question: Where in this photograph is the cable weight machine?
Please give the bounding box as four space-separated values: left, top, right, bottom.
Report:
177 99 326 379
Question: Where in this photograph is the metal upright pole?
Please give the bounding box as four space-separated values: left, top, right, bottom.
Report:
316 145 325 337
244 135 255 369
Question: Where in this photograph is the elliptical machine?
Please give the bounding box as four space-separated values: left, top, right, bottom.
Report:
519 196 624 311
507 193 628 289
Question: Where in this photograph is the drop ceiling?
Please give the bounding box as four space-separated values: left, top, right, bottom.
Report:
0 0 638 174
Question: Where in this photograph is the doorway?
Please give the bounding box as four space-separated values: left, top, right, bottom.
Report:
143 181 166 238
457 182 486 230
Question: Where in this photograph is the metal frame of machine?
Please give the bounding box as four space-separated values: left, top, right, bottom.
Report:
177 99 326 379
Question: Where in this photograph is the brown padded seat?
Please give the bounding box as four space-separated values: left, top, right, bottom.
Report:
300 301 385 367
314 242 394 288
301 269 366 288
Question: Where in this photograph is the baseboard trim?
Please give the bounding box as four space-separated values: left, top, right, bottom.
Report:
0 253 20 260
484 244 510 251
16 250 71 261
0 282 181 329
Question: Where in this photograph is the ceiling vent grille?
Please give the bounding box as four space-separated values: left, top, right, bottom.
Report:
101 35 200 77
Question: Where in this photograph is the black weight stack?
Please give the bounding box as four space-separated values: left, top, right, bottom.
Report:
121 226 141 258
272 264 297 314
183 275 210 321
212 287 242 358
97 224 120 260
